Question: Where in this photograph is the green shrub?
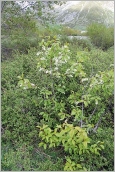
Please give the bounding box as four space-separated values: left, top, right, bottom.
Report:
2 10 40 60
1 142 64 171
62 26 80 36
1 143 31 171
82 46 114 75
87 23 114 50
38 123 105 171
1 34 40 61
60 35 93 52
2 36 114 171
89 127 114 171
23 37 113 170
1 48 42 145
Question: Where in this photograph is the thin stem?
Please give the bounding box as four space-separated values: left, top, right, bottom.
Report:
80 102 84 128
88 105 97 121
50 58 55 98
93 110 108 132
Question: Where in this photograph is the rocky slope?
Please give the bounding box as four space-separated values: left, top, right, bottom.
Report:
52 1 114 30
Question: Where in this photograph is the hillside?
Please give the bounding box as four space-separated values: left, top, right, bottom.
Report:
52 1 114 30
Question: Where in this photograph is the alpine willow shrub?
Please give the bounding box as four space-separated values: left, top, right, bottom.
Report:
17 36 113 170
87 23 114 50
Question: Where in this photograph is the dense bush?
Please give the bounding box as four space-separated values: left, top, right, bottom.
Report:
2 1 113 171
62 26 80 36
2 35 114 171
81 46 114 75
89 127 114 171
1 47 64 170
15 37 113 170
1 2 40 60
1 142 64 171
87 23 114 50
60 35 93 52
1 49 43 145
1 23 39 61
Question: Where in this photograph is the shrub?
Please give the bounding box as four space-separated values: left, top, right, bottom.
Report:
89 127 114 171
2 6 40 60
1 143 31 171
82 46 114 75
2 36 114 171
1 142 64 171
17 37 113 170
1 48 42 145
87 23 114 50
62 26 80 36
60 35 93 52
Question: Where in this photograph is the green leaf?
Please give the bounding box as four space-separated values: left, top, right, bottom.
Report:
24 79 29 83
39 142 44 147
58 112 65 120
84 100 89 107
100 145 104 149
77 164 82 168
72 140 75 146
42 124 48 129
66 157 72 163
69 148 72 154
49 143 54 148
55 133 62 137
57 88 65 94
75 126 82 132
79 150 82 155
71 109 76 116
49 138 53 143
64 146 69 151
83 167 88 171
76 137 83 143
43 144 47 149
69 129 75 138
18 80 23 87
45 90 52 95
83 141 87 148
62 139 65 145
46 136 49 142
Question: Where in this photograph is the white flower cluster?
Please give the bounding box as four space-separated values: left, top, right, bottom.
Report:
45 70 52 74
65 65 78 77
53 54 70 67
36 42 71 78
89 75 104 88
36 52 41 56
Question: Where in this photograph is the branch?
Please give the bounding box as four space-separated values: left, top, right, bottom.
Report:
93 109 109 133
88 105 97 121
35 148 52 159
80 102 84 128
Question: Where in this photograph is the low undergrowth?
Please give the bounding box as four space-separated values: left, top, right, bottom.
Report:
1 36 114 171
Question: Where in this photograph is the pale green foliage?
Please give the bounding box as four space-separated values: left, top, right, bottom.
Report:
2 30 113 170
20 37 113 129
17 74 36 89
1 1 113 171
38 123 104 170
21 37 113 170
87 23 114 50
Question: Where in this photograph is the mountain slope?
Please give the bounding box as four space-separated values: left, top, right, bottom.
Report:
52 1 114 30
